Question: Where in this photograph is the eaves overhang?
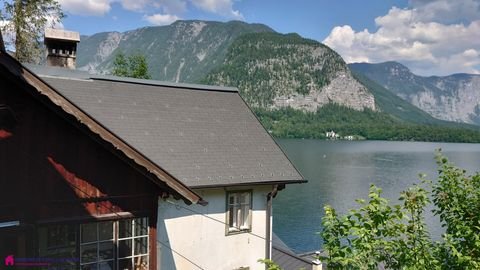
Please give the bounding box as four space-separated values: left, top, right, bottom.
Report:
0 50 206 206
190 179 308 190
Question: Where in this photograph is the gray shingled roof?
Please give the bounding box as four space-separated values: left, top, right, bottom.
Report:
29 65 304 188
272 233 314 270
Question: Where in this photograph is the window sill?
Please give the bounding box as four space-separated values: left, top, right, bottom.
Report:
226 227 251 236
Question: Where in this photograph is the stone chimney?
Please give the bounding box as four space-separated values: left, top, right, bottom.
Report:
44 28 80 69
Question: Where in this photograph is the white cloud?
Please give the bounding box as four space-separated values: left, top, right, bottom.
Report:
46 14 65 29
143 13 180 25
154 0 188 14
435 49 480 75
57 0 243 26
324 0 480 76
409 0 480 24
190 0 243 19
57 0 112 16
121 0 187 13
121 0 150 11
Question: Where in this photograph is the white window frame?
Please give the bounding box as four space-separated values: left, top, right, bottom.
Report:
117 217 149 270
226 190 252 234
54 217 149 270
80 221 115 269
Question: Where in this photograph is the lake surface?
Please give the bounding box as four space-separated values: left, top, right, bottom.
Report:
273 139 480 253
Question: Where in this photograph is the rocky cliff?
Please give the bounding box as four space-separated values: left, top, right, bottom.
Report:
77 20 273 83
350 62 480 125
78 21 375 112
203 33 375 111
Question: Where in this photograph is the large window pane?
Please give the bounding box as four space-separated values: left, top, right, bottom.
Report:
118 258 132 270
81 243 97 264
38 224 78 269
118 239 132 258
99 241 114 260
46 224 76 248
119 220 133 239
81 223 97 243
38 218 148 270
134 237 148 255
135 218 148 236
81 263 97 270
98 261 114 270
98 222 113 241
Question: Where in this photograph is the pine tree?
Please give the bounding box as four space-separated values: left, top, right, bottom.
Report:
128 54 151 79
0 0 64 63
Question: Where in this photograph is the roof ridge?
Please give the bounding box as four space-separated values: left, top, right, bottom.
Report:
24 63 238 93
90 75 238 93
39 74 93 82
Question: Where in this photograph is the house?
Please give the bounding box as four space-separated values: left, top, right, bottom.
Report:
0 31 204 270
0 29 305 269
325 130 339 139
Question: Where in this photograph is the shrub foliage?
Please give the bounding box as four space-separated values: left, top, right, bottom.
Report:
321 151 480 269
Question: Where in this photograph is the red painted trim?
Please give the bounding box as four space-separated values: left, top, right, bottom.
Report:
149 226 157 269
0 129 12 139
46 156 124 215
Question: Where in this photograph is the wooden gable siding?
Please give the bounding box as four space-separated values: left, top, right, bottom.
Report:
0 69 162 225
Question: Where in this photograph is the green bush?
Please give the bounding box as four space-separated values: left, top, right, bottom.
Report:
321 151 480 269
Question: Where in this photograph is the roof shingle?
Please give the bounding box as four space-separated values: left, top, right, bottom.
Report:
32 66 304 188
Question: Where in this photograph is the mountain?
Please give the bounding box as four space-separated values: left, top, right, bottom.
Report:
352 71 446 125
76 20 480 142
77 20 273 82
349 62 480 125
203 32 375 111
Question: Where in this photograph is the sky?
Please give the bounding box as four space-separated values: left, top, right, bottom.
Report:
42 0 480 76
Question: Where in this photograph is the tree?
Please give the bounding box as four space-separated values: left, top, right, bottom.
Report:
258 259 282 270
321 183 437 270
112 52 128 77
0 0 64 63
128 54 150 79
432 152 480 269
112 52 151 79
320 151 480 269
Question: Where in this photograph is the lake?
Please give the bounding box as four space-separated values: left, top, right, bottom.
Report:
273 139 480 253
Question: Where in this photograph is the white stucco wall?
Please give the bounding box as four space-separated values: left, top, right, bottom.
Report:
157 186 272 270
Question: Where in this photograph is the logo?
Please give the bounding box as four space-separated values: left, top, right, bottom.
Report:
4 255 14 266
2 255 79 267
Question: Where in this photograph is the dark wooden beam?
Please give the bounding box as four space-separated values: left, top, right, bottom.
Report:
0 29 5 52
